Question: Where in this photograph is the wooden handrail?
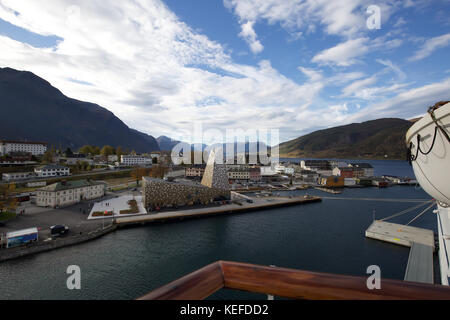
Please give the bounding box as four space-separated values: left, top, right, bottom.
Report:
138 260 450 300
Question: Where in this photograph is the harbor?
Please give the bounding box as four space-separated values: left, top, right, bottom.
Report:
115 196 322 227
0 182 439 300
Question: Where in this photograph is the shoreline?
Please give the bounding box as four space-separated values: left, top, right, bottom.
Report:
0 224 117 263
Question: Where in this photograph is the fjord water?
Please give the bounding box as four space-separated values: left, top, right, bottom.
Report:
0 160 437 299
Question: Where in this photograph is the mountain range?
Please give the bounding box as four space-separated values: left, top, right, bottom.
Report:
279 118 414 160
0 67 159 153
0 67 416 160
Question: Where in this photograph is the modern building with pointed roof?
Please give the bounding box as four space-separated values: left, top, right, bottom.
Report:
201 149 230 190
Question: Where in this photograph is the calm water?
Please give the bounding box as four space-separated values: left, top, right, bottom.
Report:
0 160 437 300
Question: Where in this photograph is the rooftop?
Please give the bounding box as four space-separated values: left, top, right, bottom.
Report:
350 163 373 168
40 179 105 192
0 140 47 145
35 164 69 170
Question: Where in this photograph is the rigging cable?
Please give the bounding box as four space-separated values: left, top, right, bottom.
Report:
379 199 434 222
405 201 436 226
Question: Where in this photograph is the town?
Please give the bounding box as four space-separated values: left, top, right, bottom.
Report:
0 139 416 257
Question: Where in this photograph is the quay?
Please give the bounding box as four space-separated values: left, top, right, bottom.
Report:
115 196 321 227
366 221 434 284
314 187 342 194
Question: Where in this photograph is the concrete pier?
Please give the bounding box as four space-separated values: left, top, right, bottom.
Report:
365 221 435 250
404 242 434 284
115 196 321 227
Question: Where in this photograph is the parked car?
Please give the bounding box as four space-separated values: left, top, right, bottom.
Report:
50 225 69 237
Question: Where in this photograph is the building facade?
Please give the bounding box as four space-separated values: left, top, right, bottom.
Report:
2 172 35 182
121 155 152 166
227 168 250 182
348 163 374 177
249 167 261 181
0 140 47 156
320 176 345 187
36 180 105 208
185 165 206 178
142 177 230 209
34 165 70 177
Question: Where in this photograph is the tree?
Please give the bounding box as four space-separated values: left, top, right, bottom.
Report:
116 146 123 157
65 147 74 157
0 184 18 213
150 165 169 179
131 167 150 186
41 149 54 164
100 145 115 157
79 145 94 155
95 146 101 155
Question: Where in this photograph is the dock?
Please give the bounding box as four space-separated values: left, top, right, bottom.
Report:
365 221 435 250
404 242 434 284
115 196 321 227
366 221 435 284
314 187 342 194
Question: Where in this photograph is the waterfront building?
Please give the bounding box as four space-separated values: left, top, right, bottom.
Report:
34 164 70 177
201 150 230 190
121 155 152 166
295 170 319 183
142 177 230 209
143 150 230 209
0 140 47 156
320 176 345 188
348 163 374 177
2 172 35 182
36 179 105 208
300 160 331 171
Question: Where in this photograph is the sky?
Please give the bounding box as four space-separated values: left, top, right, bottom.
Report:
0 0 449 144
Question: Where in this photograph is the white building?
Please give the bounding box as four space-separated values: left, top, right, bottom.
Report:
34 165 70 177
274 165 295 175
0 140 47 156
36 180 105 208
2 172 35 182
108 155 118 162
121 155 152 166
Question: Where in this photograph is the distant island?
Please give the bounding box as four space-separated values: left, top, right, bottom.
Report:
279 118 414 160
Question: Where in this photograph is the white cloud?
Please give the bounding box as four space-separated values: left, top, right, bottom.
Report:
376 59 406 80
349 78 450 121
0 0 330 143
409 33 450 61
342 76 378 97
312 38 370 66
238 21 263 54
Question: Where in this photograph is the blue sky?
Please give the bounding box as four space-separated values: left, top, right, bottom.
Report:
0 0 449 144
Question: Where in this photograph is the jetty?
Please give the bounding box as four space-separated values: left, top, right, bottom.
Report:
115 196 321 227
365 221 434 284
314 187 342 194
